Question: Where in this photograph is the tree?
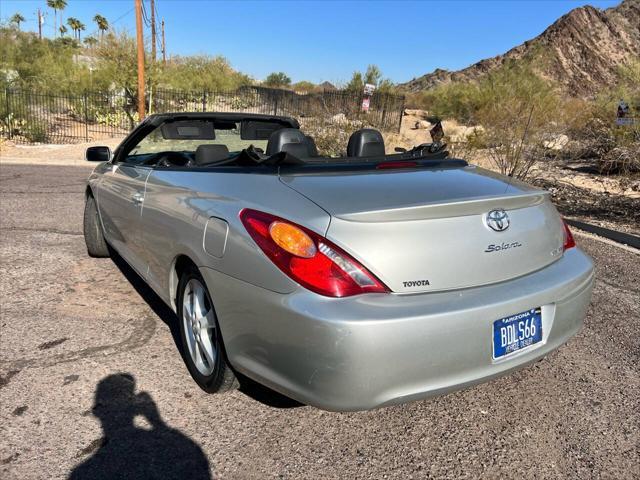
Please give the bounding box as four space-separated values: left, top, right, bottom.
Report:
47 0 68 37
67 17 85 41
10 13 25 31
364 64 382 86
345 71 363 93
84 36 98 49
346 64 395 94
93 14 109 39
293 80 315 92
77 20 86 41
264 72 291 87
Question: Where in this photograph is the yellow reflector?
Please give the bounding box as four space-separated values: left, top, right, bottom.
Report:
269 221 317 258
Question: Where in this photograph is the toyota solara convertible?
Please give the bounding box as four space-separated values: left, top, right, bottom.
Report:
83 112 594 411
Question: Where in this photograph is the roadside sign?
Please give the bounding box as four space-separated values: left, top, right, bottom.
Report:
616 117 637 126
364 83 376 96
617 99 630 118
616 99 636 126
361 97 371 112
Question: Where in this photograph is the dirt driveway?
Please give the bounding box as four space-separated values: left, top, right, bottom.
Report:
0 163 639 479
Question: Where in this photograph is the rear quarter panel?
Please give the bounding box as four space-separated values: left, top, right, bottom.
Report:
141 169 331 306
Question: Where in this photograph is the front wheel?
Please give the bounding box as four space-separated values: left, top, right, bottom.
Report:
83 194 110 258
177 266 238 393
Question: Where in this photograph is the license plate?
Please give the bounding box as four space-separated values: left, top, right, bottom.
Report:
492 308 542 359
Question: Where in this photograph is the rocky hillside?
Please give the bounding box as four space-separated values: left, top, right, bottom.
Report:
400 0 640 96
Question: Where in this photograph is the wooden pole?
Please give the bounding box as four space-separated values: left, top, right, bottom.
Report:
135 0 146 119
150 0 156 62
161 19 166 65
37 9 42 39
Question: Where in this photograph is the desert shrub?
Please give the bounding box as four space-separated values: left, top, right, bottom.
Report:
412 62 561 179
475 65 560 178
158 55 252 92
293 81 316 92
301 119 366 157
414 81 485 124
557 60 640 173
263 72 291 88
23 119 48 142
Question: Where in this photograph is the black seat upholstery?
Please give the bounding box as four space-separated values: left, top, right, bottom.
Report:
305 135 318 157
347 129 385 157
266 128 313 158
194 144 230 166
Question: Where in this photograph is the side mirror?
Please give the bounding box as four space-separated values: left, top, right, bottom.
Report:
86 146 111 162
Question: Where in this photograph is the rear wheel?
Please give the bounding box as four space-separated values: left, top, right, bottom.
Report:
177 266 238 393
83 193 110 258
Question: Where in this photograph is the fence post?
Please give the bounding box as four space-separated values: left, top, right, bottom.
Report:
202 91 207 112
397 96 405 133
381 95 388 130
83 92 89 142
273 92 278 116
5 88 11 140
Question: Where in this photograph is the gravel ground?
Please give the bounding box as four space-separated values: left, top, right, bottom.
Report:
0 164 639 480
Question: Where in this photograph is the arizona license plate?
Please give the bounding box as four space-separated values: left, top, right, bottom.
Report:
493 308 542 359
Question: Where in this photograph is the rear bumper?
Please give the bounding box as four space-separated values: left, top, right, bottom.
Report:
202 248 594 411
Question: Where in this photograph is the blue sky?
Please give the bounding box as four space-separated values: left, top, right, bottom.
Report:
1 0 622 84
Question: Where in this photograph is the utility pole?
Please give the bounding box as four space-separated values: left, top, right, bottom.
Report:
37 9 42 40
161 19 166 65
150 0 156 62
135 0 146 119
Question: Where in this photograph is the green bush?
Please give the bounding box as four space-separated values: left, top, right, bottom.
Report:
23 119 48 142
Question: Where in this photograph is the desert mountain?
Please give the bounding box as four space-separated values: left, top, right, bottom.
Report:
400 0 640 96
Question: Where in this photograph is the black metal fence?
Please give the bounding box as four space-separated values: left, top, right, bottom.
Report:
0 86 404 144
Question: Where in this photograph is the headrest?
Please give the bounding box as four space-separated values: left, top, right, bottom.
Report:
194 144 230 166
347 129 385 157
305 135 318 157
266 128 312 158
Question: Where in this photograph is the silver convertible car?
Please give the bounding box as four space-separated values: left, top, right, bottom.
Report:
83 112 594 411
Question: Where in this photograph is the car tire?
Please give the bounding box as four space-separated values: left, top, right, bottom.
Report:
177 265 238 394
83 193 110 258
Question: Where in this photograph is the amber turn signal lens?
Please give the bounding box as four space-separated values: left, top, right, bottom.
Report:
269 221 317 258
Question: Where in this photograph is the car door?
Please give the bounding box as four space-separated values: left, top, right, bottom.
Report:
96 162 152 277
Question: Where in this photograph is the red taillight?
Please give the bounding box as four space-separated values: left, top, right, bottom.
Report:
239 209 389 297
562 219 576 251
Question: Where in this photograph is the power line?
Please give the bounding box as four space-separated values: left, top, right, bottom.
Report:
141 0 151 28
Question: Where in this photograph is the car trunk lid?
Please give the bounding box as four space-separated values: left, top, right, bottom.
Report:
279 165 565 293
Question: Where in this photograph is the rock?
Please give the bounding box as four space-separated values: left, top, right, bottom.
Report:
404 109 427 117
414 120 431 130
330 113 348 125
543 134 570 150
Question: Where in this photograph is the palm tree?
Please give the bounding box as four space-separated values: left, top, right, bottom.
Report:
47 0 67 37
77 20 86 41
67 17 82 40
59 25 67 37
93 14 109 39
83 36 98 49
10 13 25 30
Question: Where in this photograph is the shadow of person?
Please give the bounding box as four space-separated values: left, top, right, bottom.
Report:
69 373 212 480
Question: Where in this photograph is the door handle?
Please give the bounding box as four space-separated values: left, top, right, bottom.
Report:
131 192 144 205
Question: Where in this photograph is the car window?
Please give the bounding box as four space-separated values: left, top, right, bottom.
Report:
122 122 269 165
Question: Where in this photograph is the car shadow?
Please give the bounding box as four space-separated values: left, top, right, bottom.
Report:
69 373 211 479
108 250 303 410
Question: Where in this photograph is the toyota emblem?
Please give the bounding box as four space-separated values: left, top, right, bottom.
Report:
486 209 510 232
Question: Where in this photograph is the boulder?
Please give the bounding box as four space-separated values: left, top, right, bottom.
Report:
543 134 570 150
330 113 348 125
